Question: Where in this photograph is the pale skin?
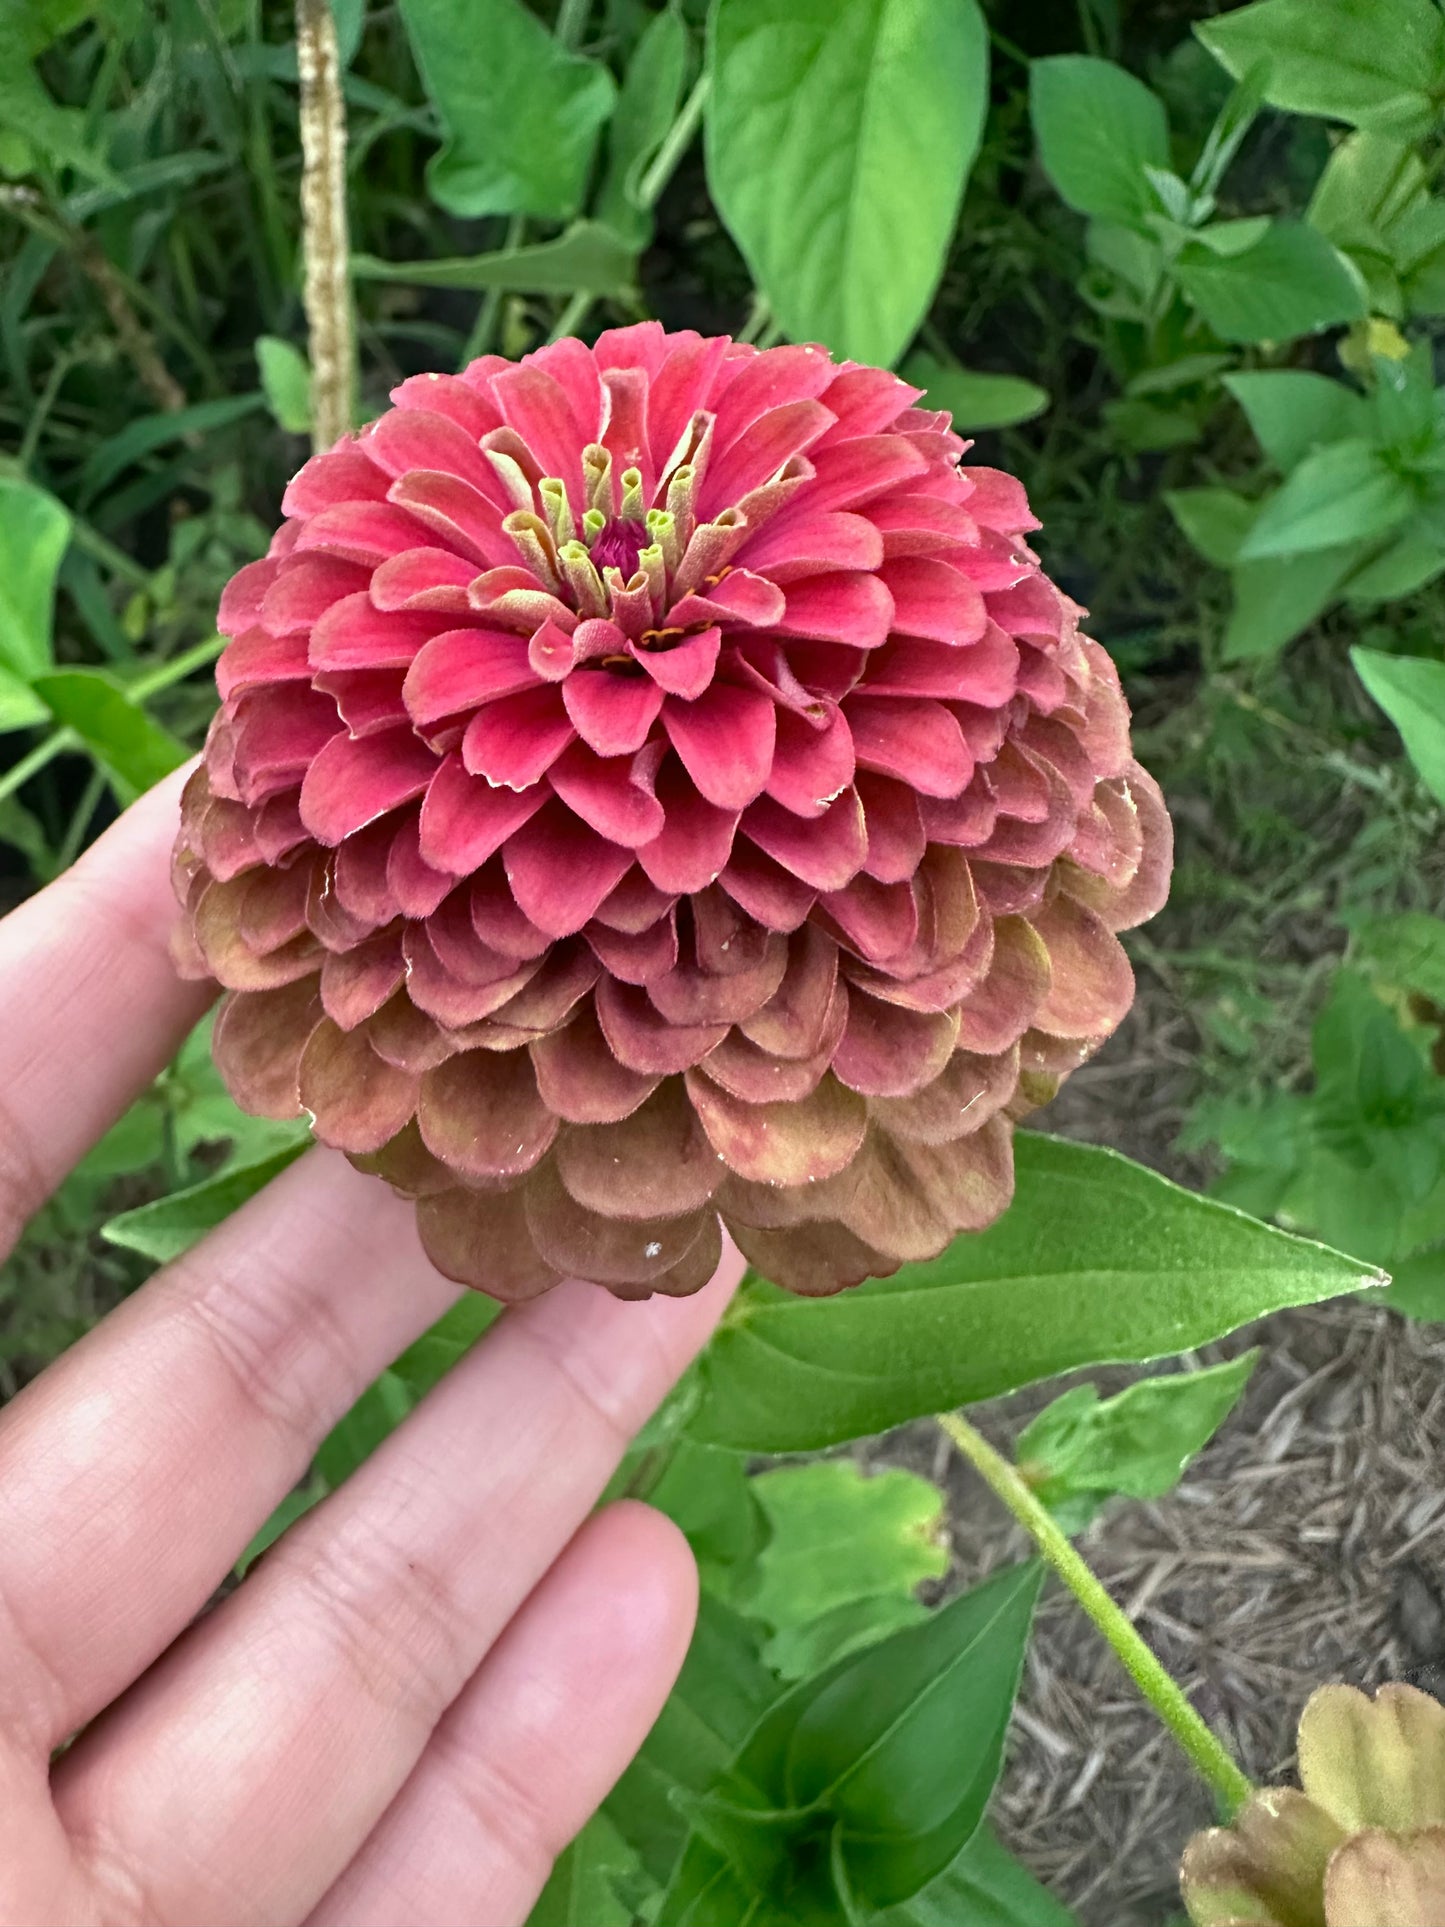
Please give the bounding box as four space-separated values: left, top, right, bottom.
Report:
0 765 742 1927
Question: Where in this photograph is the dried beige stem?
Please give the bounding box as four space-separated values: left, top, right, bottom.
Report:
295 0 354 450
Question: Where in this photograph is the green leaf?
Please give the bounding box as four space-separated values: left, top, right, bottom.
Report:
1223 546 1365 660
596 3 689 247
236 1472 328 1578
1345 523 1445 602
1164 486 1256 568
0 472 68 681
316 1369 414 1487
1352 910 1445 1006
1014 1352 1258 1531
1237 439 1414 560
397 0 617 220
1351 647 1445 804
80 392 266 503
389 1293 501 1402
0 15 116 181
1029 56 1170 227
649 1440 769 1602
746 1462 947 1679
331 0 365 66
1175 221 1366 342
705 0 990 367
900 353 1049 431
877 1824 1078 1927
1222 369 1369 473
606 1596 782 1890
101 1142 308 1263
351 222 639 300
1196 0 1445 140
256 335 312 434
690 1136 1384 1454
528 1812 641 1927
0 661 48 733
31 667 189 801
1382 1245 1445 1319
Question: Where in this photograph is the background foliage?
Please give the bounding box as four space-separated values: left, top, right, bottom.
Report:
3 0 1445 1919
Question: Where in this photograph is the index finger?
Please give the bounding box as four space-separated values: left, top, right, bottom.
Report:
0 764 213 1258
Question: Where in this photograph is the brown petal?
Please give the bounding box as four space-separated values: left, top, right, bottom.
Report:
531 1005 661 1124
726 1216 892 1296
524 1161 710 1286
703 986 847 1103
1301 1683 1445 1832
212 979 322 1118
416 1185 562 1300
348 1120 453 1197
738 923 840 1058
418 1047 558 1179
1064 763 1173 933
839 1116 1015 1259
645 936 788 1028
1180 1791 1344 1927
299 1018 420 1154
486 940 599 1033
715 1160 861 1229
587 911 680 985
405 927 540 1029
554 1079 720 1220
193 877 324 990
685 1069 866 1185
832 993 960 1097
319 930 406 1031
1030 893 1135 1040
1324 1827 1445 1927
871 1044 1020 1145
642 1211 724 1299
953 916 1051 1053
366 991 460 1072
596 976 728 1075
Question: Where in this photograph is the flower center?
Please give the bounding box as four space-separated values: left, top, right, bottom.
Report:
589 514 649 578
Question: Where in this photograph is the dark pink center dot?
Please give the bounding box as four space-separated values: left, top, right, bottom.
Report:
590 514 649 577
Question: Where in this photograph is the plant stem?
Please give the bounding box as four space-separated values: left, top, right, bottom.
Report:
0 729 77 807
295 0 355 449
638 73 711 211
936 1409 1252 1818
129 635 225 702
549 289 594 343
462 212 527 367
554 0 590 48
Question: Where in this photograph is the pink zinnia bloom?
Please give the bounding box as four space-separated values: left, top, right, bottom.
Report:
173 324 1171 1300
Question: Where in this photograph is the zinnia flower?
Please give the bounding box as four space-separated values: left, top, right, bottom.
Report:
172 324 1170 1301
1182 1683 1445 1926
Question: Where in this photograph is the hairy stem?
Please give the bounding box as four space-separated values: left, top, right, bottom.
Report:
936 1409 1252 1818
295 0 354 449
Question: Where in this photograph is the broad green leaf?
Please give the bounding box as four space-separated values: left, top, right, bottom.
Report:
0 15 115 181
0 661 48 732
1223 546 1365 660
351 222 639 301
316 1369 414 1487
389 1293 501 1402
80 392 266 502
747 1462 946 1678
1174 221 1366 342
606 1596 782 1890
0 472 68 680
1125 352 1233 398
1103 398 1199 453
31 667 189 801
1014 1352 1258 1531
1382 1246 1445 1319
331 0 365 65
528 1812 641 1927
1222 369 1368 473
878 1824 1078 1927
236 1472 328 1577
1197 0 1445 140
101 1142 308 1263
256 335 311 434
690 1136 1385 1453
1237 440 1414 560
1029 56 1169 228
649 1440 769 1602
397 0 617 220
596 3 689 247
1165 486 1256 568
1352 910 1445 1006
1351 647 1445 805
706 0 990 367
1345 524 1445 603
901 353 1049 431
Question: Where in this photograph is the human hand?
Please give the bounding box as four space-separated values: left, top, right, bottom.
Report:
0 767 741 1927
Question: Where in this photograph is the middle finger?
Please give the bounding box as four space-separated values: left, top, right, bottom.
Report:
53 1253 740 1927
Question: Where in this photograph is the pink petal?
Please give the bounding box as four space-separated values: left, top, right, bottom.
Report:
282 447 391 518
503 800 635 938
547 742 666 848
857 771 926 882
416 751 547 873
862 624 1019 705
869 492 979 559
662 684 776 811
700 399 835 519
986 575 1066 642
833 992 959 1097
387 471 517 569
529 617 581 683
846 695 971 796
587 908 679 984
645 333 731 475
370 547 478 612
881 557 987 645
739 510 883 584
667 569 786 633
635 756 738 894
818 364 922 439
320 931 406 1031
229 688 342 805
531 1004 661 1124
592 866 676 934
313 667 408 737
260 557 370 635
218 557 281 635
309 592 448 671
295 500 429 568
384 809 455 918
298 726 438 844
710 345 836 449
563 667 664 756
403 628 537 726
469 568 578 634
920 780 998 849
595 976 728 1076
764 704 854 819
719 840 817 931
469 858 552 957
741 787 867 890
462 683 574 789
390 370 500 440
217 627 310 700
804 434 928 513
592 319 669 377
633 626 720 699
363 406 500 494
779 573 893 648
491 361 595 507
962 465 1041 533
819 872 919 964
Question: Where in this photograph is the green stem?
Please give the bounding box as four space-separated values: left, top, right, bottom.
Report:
0 729 77 807
461 211 526 367
936 1410 1252 1819
129 634 224 702
637 73 711 211
548 289 594 343
554 0 590 48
